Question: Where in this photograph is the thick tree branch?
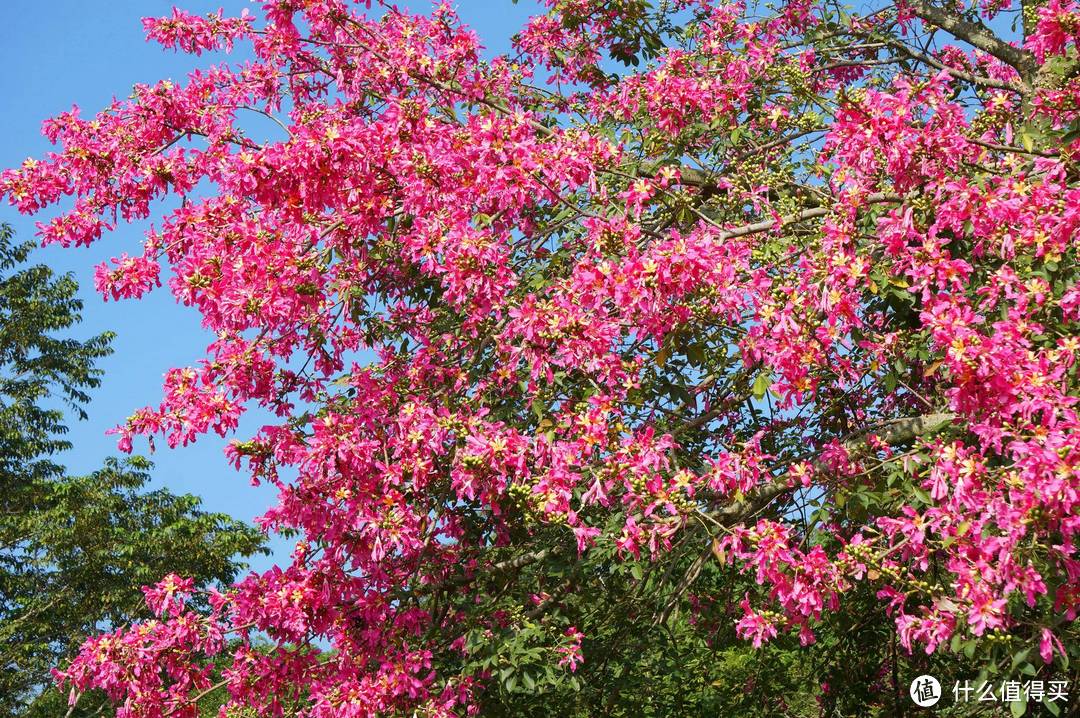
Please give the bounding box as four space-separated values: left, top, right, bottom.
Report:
880 35 1027 92
666 414 957 619
849 412 956 451
448 548 551 588
714 192 901 240
906 0 1038 82
702 412 956 525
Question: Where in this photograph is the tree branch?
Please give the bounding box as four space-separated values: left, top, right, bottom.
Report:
701 412 956 525
714 192 902 240
447 548 551 588
881 34 1027 92
906 0 1037 82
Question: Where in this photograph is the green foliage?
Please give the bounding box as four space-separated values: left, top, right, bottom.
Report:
0 225 266 717
445 530 820 717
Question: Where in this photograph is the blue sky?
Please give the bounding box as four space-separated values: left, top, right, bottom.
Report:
0 0 538 572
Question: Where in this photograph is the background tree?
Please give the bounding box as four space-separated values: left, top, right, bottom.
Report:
2 1 1079 716
0 223 266 718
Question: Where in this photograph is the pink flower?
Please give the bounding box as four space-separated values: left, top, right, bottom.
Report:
736 595 778 648
967 596 1007 636
142 574 195 618
571 524 602 554
1024 0 1080 62
557 627 585 672
142 8 252 55
93 253 161 301
1040 627 1064 664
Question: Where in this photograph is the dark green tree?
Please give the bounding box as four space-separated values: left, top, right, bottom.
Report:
0 224 266 718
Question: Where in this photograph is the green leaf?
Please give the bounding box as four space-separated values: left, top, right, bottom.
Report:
751 372 770 400
1010 698 1027 717
685 343 705 367
667 382 693 405
1011 647 1031 672
883 372 898 393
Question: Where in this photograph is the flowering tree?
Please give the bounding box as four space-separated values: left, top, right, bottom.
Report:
3 0 1079 715
0 224 265 718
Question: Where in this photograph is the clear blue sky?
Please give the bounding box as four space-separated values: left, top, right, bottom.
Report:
0 0 538 572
